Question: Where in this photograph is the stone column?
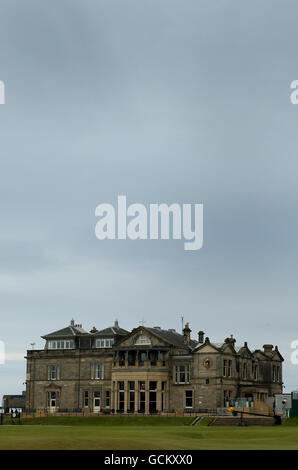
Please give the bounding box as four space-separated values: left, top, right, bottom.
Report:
134 380 139 412
113 382 118 411
124 381 128 413
111 382 114 411
156 381 162 412
145 380 149 414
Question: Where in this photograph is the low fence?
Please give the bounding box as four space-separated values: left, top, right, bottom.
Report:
7 407 231 419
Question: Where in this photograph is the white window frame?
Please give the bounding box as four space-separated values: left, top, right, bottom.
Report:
174 364 190 384
48 365 60 381
185 390 193 408
95 338 114 348
48 340 74 350
91 363 104 380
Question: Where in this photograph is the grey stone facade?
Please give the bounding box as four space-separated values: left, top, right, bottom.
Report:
25 320 283 413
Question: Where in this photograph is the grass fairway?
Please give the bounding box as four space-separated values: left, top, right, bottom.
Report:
0 417 298 449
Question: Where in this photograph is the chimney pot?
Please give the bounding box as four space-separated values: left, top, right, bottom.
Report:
183 322 191 345
198 331 205 344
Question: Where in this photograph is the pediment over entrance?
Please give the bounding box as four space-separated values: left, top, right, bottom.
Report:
194 343 220 354
134 334 152 346
114 327 170 348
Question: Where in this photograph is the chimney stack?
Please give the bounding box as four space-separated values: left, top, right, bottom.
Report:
225 334 236 345
263 344 273 353
198 331 204 344
114 320 119 329
183 322 191 345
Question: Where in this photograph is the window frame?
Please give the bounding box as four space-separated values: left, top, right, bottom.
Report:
91 363 104 380
185 390 193 408
47 364 60 381
95 338 114 348
174 364 190 384
48 340 74 350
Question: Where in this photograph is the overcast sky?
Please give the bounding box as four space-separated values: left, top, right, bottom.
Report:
0 0 298 398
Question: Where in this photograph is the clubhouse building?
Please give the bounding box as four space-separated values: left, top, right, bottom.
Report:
25 320 283 414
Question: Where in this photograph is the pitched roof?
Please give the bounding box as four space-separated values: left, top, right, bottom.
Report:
93 325 129 336
211 342 225 349
42 324 88 339
146 327 198 349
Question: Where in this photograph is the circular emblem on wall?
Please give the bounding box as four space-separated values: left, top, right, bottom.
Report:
203 358 211 369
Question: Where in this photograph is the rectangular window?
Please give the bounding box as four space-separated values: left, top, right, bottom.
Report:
129 381 135 412
118 382 124 411
223 360 232 377
224 390 232 405
149 381 157 412
118 352 125 366
48 365 60 380
139 381 146 410
150 351 158 366
128 352 136 366
223 360 227 377
105 390 110 408
83 390 89 408
93 363 104 380
139 352 146 366
139 381 146 412
253 364 258 380
175 365 190 384
228 360 232 377
95 338 114 348
159 351 166 366
185 390 193 408
48 340 74 349
242 362 247 379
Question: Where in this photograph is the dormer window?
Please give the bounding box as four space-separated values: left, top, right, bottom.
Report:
95 338 114 348
135 334 151 345
48 340 75 349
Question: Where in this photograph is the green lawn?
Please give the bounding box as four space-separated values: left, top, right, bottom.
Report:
1 417 298 449
5 416 193 427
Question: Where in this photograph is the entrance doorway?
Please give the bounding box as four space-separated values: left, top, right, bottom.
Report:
94 391 101 412
47 391 57 412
